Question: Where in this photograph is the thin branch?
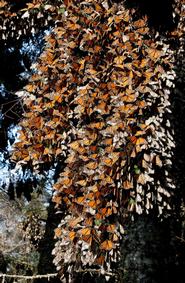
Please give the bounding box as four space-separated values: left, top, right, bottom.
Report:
0 273 58 279
2 99 23 118
75 268 116 277
0 98 21 107
176 236 185 243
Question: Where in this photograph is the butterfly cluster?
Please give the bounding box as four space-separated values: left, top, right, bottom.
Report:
0 0 59 40
9 0 184 281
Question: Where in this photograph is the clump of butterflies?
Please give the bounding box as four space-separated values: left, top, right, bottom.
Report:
9 0 184 281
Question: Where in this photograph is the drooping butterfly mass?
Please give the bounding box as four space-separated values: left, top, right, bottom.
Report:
0 0 183 281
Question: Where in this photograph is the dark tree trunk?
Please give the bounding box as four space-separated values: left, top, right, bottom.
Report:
34 201 61 283
120 215 184 283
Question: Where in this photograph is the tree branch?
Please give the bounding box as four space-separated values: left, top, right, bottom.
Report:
75 268 116 277
0 273 58 279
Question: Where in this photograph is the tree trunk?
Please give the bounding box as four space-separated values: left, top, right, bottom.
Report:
34 201 61 283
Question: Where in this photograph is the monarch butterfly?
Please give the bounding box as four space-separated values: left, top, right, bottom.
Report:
95 255 105 265
137 27 149 35
63 178 72 187
84 217 93 226
147 48 162 61
122 94 136 103
86 161 98 170
103 158 113 167
88 199 100 208
123 180 133 190
76 180 87 186
137 173 146 185
155 155 162 167
25 84 36 92
136 137 147 145
69 217 82 228
55 227 62 238
134 19 146 28
65 154 76 163
140 58 149 68
112 233 119 242
69 231 76 241
89 122 105 129
75 196 85 204
104 138 113 145
130 136 146 145
135 130 145 136
100 207 112 218
114 56 124 65
79 228 91 236
75 97 84 106
83 139 92 146
130 136 137 144
107 224 116 233
67 22 81 30
43 148 50 155
53 195 62 205
82 235 92 244
69 141 80 150
100 240 115 250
